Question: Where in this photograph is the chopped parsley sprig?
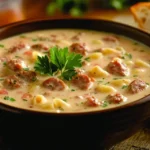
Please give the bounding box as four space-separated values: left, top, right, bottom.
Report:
34 46 83 80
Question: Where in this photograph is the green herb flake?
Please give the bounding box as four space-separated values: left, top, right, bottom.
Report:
20 35 26 38
0 44 4 48
134 42 138 45
23 99 28 101
97 80 103 83
121 85 128 89
102 101 109 108
125 53 132 59
71 89 75 91
0 78 4 81
62 99 67 102
146 83 150 86
15 56 20 58
32 38 38 42
3 62 7 66
58 107 64 111
80 102 84 105
104 82 110 85
23 68 29 71
133 75 138 77
4 96 16 102
121 56 125 59
84 57 90 62
113 77 120 80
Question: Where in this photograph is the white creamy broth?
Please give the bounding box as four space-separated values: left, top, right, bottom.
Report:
0 29 150 112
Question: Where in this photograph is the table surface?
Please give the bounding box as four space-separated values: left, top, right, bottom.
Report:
0 1 149 149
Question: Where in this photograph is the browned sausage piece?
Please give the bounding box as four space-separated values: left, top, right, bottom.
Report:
42 77 66 91
85 95 100 107
107 93 125 104
72 74 92 90
8 42 26 53
16 70 37 82
69 43 87 55
7 59 26 71
3 75 23 89
129 79 147 94
31 44 49 51
107 59 129 76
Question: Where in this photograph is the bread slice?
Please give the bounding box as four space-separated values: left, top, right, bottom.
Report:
130 2 150 31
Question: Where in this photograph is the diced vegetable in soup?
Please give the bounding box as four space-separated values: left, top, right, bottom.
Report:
0 29 150 112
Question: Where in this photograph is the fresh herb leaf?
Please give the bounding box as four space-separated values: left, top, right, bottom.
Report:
61 69 77 80
34 46 82 80
0 44 4 48
4 96 16 102
71 89 75 91
146 83 150 86
34 55 57 75
50 46 82 70
121 85 128 89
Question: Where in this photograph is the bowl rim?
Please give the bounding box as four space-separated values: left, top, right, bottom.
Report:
0 17 150 116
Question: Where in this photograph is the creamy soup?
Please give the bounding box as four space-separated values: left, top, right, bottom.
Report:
0 29 150 112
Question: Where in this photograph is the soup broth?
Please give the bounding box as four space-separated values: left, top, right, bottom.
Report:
0 29 150 112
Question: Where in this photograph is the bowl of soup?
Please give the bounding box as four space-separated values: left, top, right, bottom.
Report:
0 18 150 149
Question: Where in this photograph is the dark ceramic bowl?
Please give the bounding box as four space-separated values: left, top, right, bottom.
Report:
0 18 150 150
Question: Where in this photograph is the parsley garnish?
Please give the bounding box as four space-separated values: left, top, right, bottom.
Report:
23 68 29 71
4 96 16 102
104 82 110 85
3 62 7 66
121 85 128 89
32 38 38 42
102 101 109 107
20 35 26 38
97 80 103 83
113 77 121 80
133 75 138 77
84 57 90 62
125 53 132 59
71 89 75 91
34 46 82 80
0 44 4 48
62 99 67 102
